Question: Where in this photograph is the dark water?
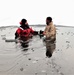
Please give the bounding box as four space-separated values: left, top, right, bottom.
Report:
0 26 74 75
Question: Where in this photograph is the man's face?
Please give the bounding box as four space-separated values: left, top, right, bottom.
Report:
46 20 50 25
25 21 28 25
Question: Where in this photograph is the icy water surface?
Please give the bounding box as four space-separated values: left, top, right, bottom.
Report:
0 26 74 75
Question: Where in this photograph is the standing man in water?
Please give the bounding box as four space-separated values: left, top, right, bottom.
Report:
43 16 56 57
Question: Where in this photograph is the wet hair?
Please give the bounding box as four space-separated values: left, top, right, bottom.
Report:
46 17 52 22
21 19 27 25
20 19 29 29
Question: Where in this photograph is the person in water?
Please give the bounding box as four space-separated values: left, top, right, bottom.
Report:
43 16 56 41
15 19 38 40
43 17 56 57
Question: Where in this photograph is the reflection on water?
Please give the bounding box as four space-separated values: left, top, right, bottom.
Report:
21 42 29 51
43 37 56 58
46 41 56 57
17 37 31 51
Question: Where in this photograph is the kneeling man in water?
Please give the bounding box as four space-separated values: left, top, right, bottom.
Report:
15 19 38 41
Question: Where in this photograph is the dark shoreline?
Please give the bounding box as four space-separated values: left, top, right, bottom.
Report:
0 24 74 28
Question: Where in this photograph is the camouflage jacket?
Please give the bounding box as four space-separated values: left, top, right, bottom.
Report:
44 22 56 40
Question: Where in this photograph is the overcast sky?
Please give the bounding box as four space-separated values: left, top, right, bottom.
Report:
0 0 74 26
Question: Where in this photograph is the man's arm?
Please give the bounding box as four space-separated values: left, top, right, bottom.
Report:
43 25 56 38
15 28 22 39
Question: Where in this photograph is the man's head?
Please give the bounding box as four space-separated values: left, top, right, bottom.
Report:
20 19 28 25
46 17 52 25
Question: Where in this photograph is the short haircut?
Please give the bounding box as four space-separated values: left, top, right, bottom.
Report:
21 19 27 24
46 17 52 22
